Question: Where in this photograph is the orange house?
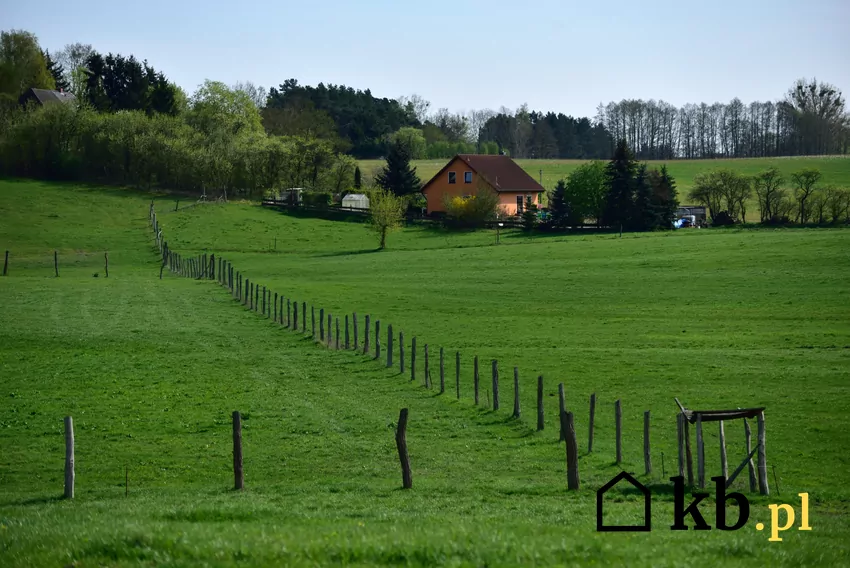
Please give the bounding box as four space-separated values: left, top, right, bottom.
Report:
420 154 545 216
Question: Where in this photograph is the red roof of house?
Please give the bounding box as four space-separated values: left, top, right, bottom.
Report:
422 154 545 193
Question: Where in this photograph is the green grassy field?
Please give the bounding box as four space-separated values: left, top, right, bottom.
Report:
2 178 850 566
360 156 850 194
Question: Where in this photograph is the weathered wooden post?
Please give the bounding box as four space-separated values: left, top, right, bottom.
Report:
364 315 370 354
644 410 651 475
439 347 445 394
386 325 393 367
64 416 74 499
677 413 685 477
615 399 622 464
353 313 358 349
395 408 412 489
455 351 460 399
473 356 479 405
424 344 430 388
320 308 325 341
558 383 567 442
293 299 298 330
54 250 58 277
232 411 244 490
262 287 266 316
757 411 769 495
512 367 521 419
410 337 416 382
696 413 705 488
3 250 8 276
685 417 694 485
345 315 350 349
588 393 596 452
491 360 499 410
536 375 544 431
719 420 728 479
744 418 757 492
375 320 381 360
399 331 405 373
255 284 259 312
274 293 278 323
287 298 292 328
104 252 109 278
564 411 580 490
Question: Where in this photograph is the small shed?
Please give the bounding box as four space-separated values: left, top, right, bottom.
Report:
342 193 370 210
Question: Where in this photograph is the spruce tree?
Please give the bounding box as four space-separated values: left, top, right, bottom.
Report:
354 165 362 189
648 165 679 229
603 139 637 230
633 163 655 231
547 179 569 229
375 140 421 196
43 50 69 92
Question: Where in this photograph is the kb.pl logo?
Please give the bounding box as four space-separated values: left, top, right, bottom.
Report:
597 471 812 542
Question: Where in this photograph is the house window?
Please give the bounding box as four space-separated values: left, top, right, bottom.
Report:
537 193 542 204
462 194 471 199
516 195 524 214
464 172 472 184
448 172 456 184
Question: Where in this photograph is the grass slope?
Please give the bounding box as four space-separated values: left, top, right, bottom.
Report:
1 179 849 566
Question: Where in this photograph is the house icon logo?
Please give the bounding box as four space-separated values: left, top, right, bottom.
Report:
596 471 651 532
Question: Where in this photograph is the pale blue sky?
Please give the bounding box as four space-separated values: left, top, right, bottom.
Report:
4 0 848 117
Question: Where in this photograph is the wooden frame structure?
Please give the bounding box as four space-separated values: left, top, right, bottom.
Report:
674 398 768 495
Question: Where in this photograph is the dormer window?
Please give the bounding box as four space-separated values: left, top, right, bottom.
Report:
448 172 456 184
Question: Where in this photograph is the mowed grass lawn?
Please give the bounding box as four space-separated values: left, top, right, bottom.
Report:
2 179 850 566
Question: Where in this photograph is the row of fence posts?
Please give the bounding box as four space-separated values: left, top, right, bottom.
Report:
1 250 110 278
146 203 756 494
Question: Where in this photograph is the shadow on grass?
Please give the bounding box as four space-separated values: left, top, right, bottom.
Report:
8 494 63 507
313 248 383 258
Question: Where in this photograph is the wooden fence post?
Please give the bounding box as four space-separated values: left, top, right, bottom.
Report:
327 314 332 347
685 417 694 486
512 367 520 419
455 352 460 399
287 299 292 328
311 307 316 339
293 299 298 330
588 393 596 452
399 332 405 373
564 411 580 490
644 410 651 475
64 416 74 499
3 250 8 276
262 287 266 316
439 347 445 394
364 315 370 354
473 356 479 405
719 420 728 479
386 325 393 367
375 320 381 360
320 308 325 341
302 303 306 333
54 250 58 277
615 399 622 464
345 315 350 349
744 418 757 492
410 337 416 382
558 383 566 442
274 293 278 323
696 413 705 488
677 413 685 478
424 344 430 389
232 411 244 490
335 317 340 350
537 375 544 431
353 313 358 349
491 360 499 410
757 411 769 495
104 252 109 278
396 408 412 489
254 284 259 312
